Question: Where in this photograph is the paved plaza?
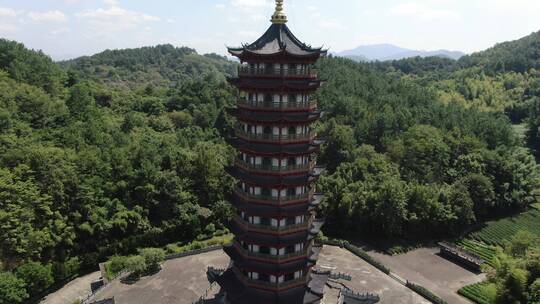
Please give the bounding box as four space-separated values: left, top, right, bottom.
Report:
43 245 482 304
367 247 485 304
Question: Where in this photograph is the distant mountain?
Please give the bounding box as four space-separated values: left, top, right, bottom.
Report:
337 43 465 61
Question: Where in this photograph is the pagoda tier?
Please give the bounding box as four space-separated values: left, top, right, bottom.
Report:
231 193 324 216
214 1 328 303
228 78 323 92
227 108 322 124
225 166 323 186
230 138 323 156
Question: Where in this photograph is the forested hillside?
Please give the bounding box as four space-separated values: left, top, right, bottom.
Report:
60 44 236 89
0 35 538 302
0 40 237 303
372 31 540 124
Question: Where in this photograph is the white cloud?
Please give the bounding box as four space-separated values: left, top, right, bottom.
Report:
236 30 259 39
390 3 460 20
51 27 70 35
103 0 120 6
319 19 348 31
75 6 161 40
0 7 17 17
231 0 272 9
214 4 226 10
76 6 160 31
28 10 68 23
0 23 18 33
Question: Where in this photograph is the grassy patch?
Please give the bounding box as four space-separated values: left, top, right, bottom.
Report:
468 208 540 247
458 282 496 304
455 239 497 267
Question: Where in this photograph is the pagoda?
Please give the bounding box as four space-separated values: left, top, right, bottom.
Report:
212 1 328 303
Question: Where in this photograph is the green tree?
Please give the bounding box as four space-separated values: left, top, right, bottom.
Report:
0 272 28 304
507 231 539 257
388 125 450 183
496 268 529 304
320 120 356 171
14 262 53 296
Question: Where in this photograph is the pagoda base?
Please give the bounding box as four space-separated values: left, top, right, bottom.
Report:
208 268 328 304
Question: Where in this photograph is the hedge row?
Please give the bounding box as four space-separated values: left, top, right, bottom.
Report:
406 282 448 304
323 239 391 275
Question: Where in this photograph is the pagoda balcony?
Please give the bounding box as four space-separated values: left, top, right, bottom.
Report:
234 187 314 205
232 266 309 292
235 159 315 175
238 66 318 79
233 214 312 235
231 241 311 263
235 128 316 143
238 99 317 111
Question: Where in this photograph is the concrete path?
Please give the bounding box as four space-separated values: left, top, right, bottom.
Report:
40 271 101 304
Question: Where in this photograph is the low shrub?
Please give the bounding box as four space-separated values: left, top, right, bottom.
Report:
458 282 496 304
406 281 448 304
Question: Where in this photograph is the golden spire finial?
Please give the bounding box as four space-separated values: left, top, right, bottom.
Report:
271 0 287 24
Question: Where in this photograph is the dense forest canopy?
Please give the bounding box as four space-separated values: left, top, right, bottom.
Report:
0 30 539 302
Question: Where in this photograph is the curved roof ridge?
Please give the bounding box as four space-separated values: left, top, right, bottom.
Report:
228 23 326 58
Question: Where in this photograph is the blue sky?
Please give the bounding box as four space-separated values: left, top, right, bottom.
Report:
0 0 539 60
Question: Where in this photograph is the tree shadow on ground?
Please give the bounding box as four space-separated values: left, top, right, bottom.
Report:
120 266 162 285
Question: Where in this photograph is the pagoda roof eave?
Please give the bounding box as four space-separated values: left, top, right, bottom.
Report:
228 48 327 60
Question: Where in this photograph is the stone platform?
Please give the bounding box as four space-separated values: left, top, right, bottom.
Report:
90 245 431 304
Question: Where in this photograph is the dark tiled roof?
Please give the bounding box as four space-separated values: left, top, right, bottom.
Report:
223 245 308 273
228 24 326 58
226 166 322 186
227 108 321 123
229 77 322 91
231 197 312 216
227 220 323 246
230 138 323 155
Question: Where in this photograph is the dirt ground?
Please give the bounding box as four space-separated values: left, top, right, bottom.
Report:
87 246 427 304
367 247 486 304
40 271 101 304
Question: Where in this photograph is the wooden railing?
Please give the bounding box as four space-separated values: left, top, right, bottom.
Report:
235 159 314 174
231 267 309 291
231 241 310 262
233 215 311 234
234 187 313 204
238 66 317 78
237 99 317 110
235 128 316 142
